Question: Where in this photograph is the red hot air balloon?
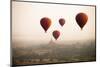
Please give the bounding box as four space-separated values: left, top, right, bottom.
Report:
75 13 88 30
59 18 65 27
53 30 60 40
40 17 51 33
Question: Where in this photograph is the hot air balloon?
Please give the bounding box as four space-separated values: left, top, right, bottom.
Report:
52 30 60 40
40 17 51 33
75 13 88 30
59 18 65 27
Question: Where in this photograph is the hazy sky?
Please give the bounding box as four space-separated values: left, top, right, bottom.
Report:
12 1 95 45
